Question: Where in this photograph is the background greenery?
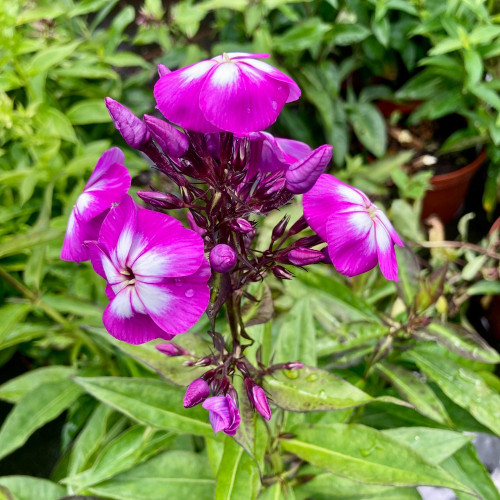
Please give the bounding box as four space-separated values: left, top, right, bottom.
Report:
0 0 499 499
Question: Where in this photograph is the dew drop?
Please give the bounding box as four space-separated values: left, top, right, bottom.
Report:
318 389 327 399
185 289 194 298
271 100 278 110
306 373 318 383
247 107 251 114
283 369 299 380
174 278 183 287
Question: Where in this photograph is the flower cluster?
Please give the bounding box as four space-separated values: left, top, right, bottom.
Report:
62 52 402 436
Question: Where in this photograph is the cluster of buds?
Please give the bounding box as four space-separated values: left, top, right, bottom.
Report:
62 52 402 435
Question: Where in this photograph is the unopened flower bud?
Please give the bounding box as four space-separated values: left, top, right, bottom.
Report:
105 98 150 149
137 191 185 209
187 211 206 237
158 64 171 77
143 114 189 158
288 216 309 236
272 216 289 241
190 210 208 229
284 361 304 370
244 378 271 420
210 244 237 273
285 144 332 194
230 218 253 234
155 343 188 356
183 378 210 408
272 266 294 280
288 247 324 266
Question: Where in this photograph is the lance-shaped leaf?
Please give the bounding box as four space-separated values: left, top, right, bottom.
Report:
215 437 260 500
241 282 274 327
74 377 214 437
264 366 408 412
409 351 500 435
414 265 447 313
88 450 214 500
0 476 66 500
280 424 476 494
415 322 500 364
377 362 452 425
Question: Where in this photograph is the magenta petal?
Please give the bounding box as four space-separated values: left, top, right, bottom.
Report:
200 63 289 135
61 211 105 263
143 115 189 158
203 396 231 433
276 137 311 162
375 221 399 281
375 210 404 247
326 210 378 277
154 60 221 133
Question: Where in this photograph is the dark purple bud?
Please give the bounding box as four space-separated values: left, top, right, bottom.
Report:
322 246 332 265
288 247 324 266
190 210 208 229
285 144 333 194
143 114 189 158
180 186 194 204
155 343 188 356
210 244 237 273
158 64 171 77
288 216 309 236
183 378 210 408
137 191 185 209
187 212 206 237
105 97 150 149
272 266 294 280
244 378 271 420
230 218 253 234
272 216 289 241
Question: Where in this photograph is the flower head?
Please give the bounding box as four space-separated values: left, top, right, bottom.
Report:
154 53 300 134
303 175 403 281
202 394 241 435
61 148 130 263
89 195 210 344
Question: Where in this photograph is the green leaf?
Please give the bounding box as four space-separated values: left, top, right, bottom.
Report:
265 366 373 412
215 437 260 500
464 50 483 87
16 6 67 24
88 450 215 500
0 477 65 500
467 280 500 296
0 304 32 344
0 228 63 258
471 84 500 111
67 99 111 125
274 18 331 53
27 41 81 74
35 107 76 142
383 427 473 464
0 379 83 461
0 366 75 404
241 282 274 327
410 351 500 435
418 322 500 364
377 363 451 425
281 424 475 493
104 52 150 68
331 24 371 45
348 103 387 157
74 377 214 437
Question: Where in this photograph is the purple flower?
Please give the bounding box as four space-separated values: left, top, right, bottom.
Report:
105 98 150 149
89 195 210 344
183 378 210 408
287 247 324 266
209 244 237 273
303 175 403 281
202 394 241 435
154 52 300 134
244 378 271 420
61 148 130 263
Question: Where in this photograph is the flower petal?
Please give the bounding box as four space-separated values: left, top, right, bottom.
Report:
326 210 378 277
276 137 311 162
375 220 399 281
200 62 290 134
375 210 404 247
154 60 220 133
286 144 332 194
61 211 105 263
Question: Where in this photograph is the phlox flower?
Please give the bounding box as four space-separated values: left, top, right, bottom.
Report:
202 395 241 436
61 148 130 263
154 52 300 134
89 195 210 344
303 175 403 281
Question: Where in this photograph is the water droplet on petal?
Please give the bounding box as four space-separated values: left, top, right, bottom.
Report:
247 107 251 114
271 100 277 110
185 289 194 298
175 278 183 287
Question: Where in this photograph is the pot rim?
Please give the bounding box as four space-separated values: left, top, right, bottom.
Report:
430 149 486 186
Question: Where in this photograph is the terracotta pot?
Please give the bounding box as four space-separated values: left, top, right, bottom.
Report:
421 150 486 224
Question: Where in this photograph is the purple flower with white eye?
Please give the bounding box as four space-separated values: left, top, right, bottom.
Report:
303 175 403 281
202 394 241 436
154 52 300 134
61 148 130 263
89 195 210 344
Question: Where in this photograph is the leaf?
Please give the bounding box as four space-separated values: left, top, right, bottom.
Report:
241 282 274 327
104 52 150 68
274 298 316 366
74 377 214 437
16 6 66 24
348 103 387 157
467 280 500 296
274 18 331 53
464 50 483 87
281 424 475 493
88 450 215 500
67 99 111 125
214 437 260 500
382 427 472 464
377 363 451 425
27 41 81 73
265 366 373 412
417 322 500 364
0 379 84 461
0 477 66 500
35 107 77 142
0 304 32 344
0 366 75 403
0 228 63 258
331 24 371 45
410 351 500 436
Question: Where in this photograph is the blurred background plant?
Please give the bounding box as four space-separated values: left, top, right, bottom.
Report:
0 0 499 499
